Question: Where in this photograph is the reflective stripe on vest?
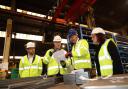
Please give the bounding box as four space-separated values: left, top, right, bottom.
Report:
38 67 42 69
48 66 63 71
75 40 83 56
100 65 113 70
31 66 38 69
37 56 41 63
24 66 30 70
19 66 42 71
21 57 24 64
76 48 81 56
74 60 90 64
19 68 24 70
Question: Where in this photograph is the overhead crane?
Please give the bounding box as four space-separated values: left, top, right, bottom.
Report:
52 0 96 28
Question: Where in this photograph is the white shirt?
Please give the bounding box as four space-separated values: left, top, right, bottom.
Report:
28 54 34 64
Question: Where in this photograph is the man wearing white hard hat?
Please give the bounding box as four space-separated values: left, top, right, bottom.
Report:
91 27 123 78
43 35 68 76
19 42 42 78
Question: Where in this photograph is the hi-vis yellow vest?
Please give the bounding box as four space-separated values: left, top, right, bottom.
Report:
98 38 116 76
19 55 42 78
43 49 68 76
71 39 91 69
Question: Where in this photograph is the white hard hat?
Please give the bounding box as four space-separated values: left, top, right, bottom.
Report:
26 42 35 48
53 35 62 42
91 27 105 35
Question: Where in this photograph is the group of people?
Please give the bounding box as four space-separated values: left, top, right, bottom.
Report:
19 27 123 78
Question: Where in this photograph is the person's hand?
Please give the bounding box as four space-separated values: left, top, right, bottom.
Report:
68 52 72 57
49 51 53 57
60 60 66 68
65 52 72 58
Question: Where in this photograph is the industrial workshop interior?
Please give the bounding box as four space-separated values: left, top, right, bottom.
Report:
0 0 128 89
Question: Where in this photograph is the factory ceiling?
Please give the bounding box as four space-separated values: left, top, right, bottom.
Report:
1 0 128 32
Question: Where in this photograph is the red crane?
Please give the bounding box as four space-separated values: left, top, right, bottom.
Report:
52 0 96 24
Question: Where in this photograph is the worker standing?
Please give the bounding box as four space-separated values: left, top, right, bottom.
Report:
91 27 123 77
65 28 92 73
19 42 42 78
43 35 68 76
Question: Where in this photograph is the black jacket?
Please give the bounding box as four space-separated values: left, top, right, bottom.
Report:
94 40 123 76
